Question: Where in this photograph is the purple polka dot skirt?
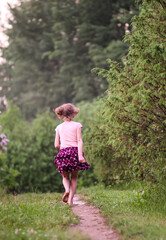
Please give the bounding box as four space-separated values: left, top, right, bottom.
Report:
54 147 90 175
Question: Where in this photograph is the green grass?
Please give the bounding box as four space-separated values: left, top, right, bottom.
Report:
1 185 165 240
0 190 89 240
80 185 166 240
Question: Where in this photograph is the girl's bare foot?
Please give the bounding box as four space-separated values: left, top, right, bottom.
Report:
62 192 69 203
67 200 73 206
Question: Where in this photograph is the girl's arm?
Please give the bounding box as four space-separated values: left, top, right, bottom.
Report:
54 130 60 150
77 127 86 163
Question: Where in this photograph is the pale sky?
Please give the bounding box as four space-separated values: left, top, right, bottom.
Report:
0 0 18 47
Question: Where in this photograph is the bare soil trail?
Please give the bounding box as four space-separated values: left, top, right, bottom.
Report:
70 194 121 240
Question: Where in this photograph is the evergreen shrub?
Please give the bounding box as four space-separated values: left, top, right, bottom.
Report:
86 0 166 187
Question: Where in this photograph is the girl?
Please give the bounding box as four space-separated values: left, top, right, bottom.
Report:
54 103 90 205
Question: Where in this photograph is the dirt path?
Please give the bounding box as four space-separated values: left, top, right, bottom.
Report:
70 194 121 240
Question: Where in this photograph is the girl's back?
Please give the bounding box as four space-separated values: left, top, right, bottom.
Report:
56 121 82 149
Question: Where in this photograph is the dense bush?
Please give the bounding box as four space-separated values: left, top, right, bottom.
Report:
0 105 62 192
0 153 20 190
86 0 166 186
0 102 97 192
0 112 16 190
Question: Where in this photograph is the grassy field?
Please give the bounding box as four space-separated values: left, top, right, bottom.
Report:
0 189 89 240
1 185 165 240
80 184 166 240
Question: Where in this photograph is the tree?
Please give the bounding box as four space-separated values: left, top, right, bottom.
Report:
87 0 166 185
0 0 138 119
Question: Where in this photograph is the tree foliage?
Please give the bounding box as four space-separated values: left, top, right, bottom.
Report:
0 112 14 189
0 102 97 192
86 0 166 186
0 105 62 192
0 0 137 118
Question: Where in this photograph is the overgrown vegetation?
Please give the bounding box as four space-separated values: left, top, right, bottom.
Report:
0 3 165 240
0 102 97 193
0 105 61 192
0 1 165 200
85 0 166 193
80 185 166 240
0 4 165 240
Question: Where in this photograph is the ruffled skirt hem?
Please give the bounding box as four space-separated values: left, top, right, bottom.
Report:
54 147 90 175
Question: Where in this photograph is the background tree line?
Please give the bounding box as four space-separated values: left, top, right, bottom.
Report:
0 0 137 119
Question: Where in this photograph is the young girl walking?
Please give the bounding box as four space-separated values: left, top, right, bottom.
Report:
54 103 90 205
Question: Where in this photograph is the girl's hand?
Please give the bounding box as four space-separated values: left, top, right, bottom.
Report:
79 156 86 163
55 144 60 150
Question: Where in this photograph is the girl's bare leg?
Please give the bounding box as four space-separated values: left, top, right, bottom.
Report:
68 171 78 205
62 172 70 193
